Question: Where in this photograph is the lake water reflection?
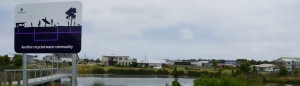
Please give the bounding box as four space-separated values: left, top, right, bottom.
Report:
61 74 196 86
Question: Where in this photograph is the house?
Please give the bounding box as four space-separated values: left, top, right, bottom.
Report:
101 55 136 66
138 59 164 67
43 55 60 63
219 60 237 67
274 57 300 71
191 61 209 66
251 64 275 72
43 53 79 64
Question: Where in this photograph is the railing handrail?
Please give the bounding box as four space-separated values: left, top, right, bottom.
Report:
4 68 71 72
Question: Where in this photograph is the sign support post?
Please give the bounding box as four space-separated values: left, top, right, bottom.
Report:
72 54 77 86
22 53 28 86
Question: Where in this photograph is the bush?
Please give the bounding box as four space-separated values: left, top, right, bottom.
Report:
157 69 169 75
91 67 105 74
172 79 181 86
194 76 262 86
106 68 156 75
279 66 288 76
187 71 201 77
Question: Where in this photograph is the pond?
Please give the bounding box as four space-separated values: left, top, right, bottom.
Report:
61 74 196 86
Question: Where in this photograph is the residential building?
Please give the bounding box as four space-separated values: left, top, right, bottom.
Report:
101 55 136 66
43 55 60 63
274 57 300 71
251 64 275 72
219 60 237 67
43 53 79 63
191 61 209 66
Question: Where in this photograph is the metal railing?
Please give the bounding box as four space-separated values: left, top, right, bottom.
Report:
1 68 71 85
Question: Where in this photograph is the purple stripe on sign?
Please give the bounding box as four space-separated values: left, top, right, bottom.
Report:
57 27 59 41
34 27 35 41
15 32 81 34
34 39 58 41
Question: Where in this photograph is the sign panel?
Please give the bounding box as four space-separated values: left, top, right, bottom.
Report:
14 1 82 53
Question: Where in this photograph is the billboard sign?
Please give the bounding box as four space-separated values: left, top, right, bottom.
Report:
14 1 82 53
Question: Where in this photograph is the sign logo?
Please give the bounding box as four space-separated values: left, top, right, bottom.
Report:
14 1 82 53
17 8 25 14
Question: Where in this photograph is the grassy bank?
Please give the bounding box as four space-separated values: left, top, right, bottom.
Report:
194 75 262 86
78 65 229 77
263 76 300 84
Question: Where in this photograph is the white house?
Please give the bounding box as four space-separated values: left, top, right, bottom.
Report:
101 55 136 66
251 64 275 72
274 57 300 71
191 61 209 66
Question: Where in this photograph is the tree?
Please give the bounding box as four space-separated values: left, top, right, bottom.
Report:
13 55 22 67
84 58 89 63
239 61 251 74
279 66 288 76
172 79 181 86
95 58 101 63
293 68 300 77
89 58 95 62
252 66 258 74
3 55 10 66
65 7 77 26
212 59 218 68
173 66 178 78
130 61 138 67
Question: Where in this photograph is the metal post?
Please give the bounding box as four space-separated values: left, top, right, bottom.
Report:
4 71 6 85
0 73 2 86
52 55 54 79
72 54 77 86
17 73 21 86
8 73 12 86
35 70 36 82
23 53 28 86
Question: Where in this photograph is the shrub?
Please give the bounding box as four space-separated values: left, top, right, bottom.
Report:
91 67 105 74
157 69 169 75
172 79 181 86
279 66 288 76
106 68 156 75
194 76 262 86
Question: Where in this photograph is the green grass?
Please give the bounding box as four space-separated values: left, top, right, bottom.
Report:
194 75 262 86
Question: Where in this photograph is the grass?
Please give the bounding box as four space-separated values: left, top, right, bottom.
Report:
194 75 263 86
263 76 300 84
77 65 234 77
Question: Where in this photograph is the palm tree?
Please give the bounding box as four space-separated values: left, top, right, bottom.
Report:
65 7 77 26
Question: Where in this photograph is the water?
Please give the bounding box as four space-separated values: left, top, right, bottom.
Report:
61 74 195 86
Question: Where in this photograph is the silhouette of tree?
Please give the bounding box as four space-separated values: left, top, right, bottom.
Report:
44 17 47 27
65 7 77 26
38 20 41 27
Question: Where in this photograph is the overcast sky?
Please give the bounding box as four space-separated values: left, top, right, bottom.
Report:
1 0 300 61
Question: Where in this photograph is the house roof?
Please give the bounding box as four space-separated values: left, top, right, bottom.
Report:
253 64 275 68
277 57 300 62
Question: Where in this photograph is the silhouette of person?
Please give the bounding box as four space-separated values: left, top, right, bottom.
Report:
38 20 41 27
51 19 53 26
31 22 33 27
68 21 69 26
